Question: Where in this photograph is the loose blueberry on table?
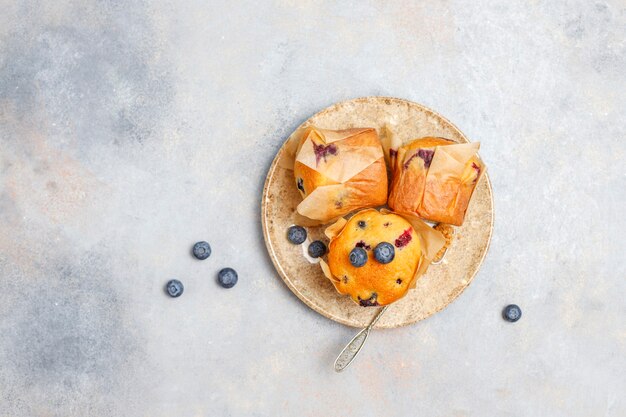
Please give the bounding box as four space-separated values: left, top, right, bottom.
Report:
503 304 522 322
218 268 238 289
308 240 327 258
165 279 184 297
287 225 307 245
374 242 395 264
349 247 368 267
192 241 212 260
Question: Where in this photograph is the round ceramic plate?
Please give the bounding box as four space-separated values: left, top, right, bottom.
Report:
262 97 493 328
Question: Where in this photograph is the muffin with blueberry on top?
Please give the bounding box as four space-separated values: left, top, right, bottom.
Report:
322 209 443 307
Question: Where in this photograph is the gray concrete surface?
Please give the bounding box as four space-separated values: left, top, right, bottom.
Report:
1 1 624 416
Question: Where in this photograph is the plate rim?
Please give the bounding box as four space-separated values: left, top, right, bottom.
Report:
261 96 494 328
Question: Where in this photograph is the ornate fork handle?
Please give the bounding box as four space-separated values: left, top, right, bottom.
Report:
334 305 389 372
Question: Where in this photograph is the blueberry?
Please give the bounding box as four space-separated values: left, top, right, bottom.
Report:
218 268 238 288
165 279 184 297
355 240 371 250
313 143 338 165
287 225 307 244
358 293 379 307
349 247 368 267
417 149 435 168
373 242 395 264
308 240 327 258
503 304 522 322
192 241 211 260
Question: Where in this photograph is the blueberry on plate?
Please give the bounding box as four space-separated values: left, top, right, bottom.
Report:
192 241 211 260
308 240 327 258
218 268 238 289
373 242 395 264
287 225 307 245
349 247 368 267
165 279 184 297
503 304 522 322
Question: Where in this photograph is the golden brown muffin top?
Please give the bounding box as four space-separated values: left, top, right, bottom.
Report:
327 209 422 306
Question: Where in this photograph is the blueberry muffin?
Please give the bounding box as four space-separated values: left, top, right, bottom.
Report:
388 137 483 226
293 126 388 223
326 209 424 307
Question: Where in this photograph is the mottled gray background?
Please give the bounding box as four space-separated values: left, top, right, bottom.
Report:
0 1 624 416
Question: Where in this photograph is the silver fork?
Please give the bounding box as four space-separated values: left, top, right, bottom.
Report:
334 305 389 372
333 250 451 372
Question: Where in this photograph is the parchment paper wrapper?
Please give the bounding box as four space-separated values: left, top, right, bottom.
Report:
319 209 445 301
389 138 486 225
379 208 445 289
425 142 481 182
380 122 402 169
281 126 386 224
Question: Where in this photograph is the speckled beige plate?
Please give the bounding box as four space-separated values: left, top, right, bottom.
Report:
262 97 493 328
